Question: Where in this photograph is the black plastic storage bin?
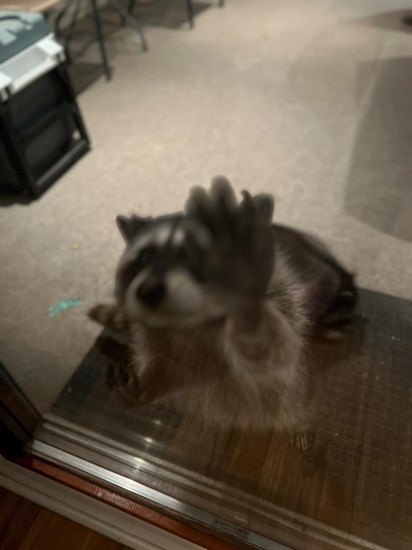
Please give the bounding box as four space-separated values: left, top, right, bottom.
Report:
0 12 89 198
0 63 90 198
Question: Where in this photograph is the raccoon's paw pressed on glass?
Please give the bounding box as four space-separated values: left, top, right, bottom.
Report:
288 431 309 451
186 176 275 310
88 303 131 332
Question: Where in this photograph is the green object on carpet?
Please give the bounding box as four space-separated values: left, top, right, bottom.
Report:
48 298 82 317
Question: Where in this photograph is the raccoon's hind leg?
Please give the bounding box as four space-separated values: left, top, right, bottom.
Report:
316 274 358 339
88 303 131 343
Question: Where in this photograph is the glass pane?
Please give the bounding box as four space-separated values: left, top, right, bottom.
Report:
33 289 410 550
1 1 411 549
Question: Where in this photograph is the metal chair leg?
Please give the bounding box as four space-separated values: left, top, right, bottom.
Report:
67 0 83 37
109 0 148 52
128 0 136 15
55 0 72 38
90 0 112 80
122 0 136 26
186 0 194 28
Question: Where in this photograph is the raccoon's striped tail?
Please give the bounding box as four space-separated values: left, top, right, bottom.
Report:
88 303 131 332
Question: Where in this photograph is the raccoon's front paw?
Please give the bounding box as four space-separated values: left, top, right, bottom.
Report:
186 176 275 312
88 303 131 333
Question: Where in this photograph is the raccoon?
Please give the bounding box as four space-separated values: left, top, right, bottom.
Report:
89 177 356 432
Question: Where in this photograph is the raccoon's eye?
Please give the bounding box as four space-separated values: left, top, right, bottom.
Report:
136 246 156 269
192 269 207 283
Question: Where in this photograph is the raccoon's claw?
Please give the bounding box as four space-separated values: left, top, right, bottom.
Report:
288 431 308 451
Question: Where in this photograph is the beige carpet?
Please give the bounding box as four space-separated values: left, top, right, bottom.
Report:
1 0 411 412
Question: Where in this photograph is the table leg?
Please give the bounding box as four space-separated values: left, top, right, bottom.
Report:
90 0 112 80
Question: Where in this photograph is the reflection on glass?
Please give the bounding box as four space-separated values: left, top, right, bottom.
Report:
1 1 411 549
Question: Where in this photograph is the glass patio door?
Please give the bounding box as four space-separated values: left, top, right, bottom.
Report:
2 288 411 550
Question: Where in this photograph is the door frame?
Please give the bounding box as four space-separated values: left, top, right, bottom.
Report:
0 456 205 550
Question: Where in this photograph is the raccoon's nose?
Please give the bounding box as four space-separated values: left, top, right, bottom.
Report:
137 278 166 307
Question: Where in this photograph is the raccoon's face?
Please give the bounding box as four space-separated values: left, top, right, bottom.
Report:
115 214 226 328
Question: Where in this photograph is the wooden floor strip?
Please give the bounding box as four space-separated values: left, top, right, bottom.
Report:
0 488 127 550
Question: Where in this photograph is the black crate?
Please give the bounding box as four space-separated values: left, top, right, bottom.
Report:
0 62 90 198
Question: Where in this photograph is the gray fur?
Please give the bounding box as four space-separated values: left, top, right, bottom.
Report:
91 178 356 433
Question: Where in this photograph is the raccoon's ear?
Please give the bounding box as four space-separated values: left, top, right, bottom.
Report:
116 215 148 242
253 194 275 224
240 193 274 224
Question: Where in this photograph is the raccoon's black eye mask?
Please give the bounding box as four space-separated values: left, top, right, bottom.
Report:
115 211 210 282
